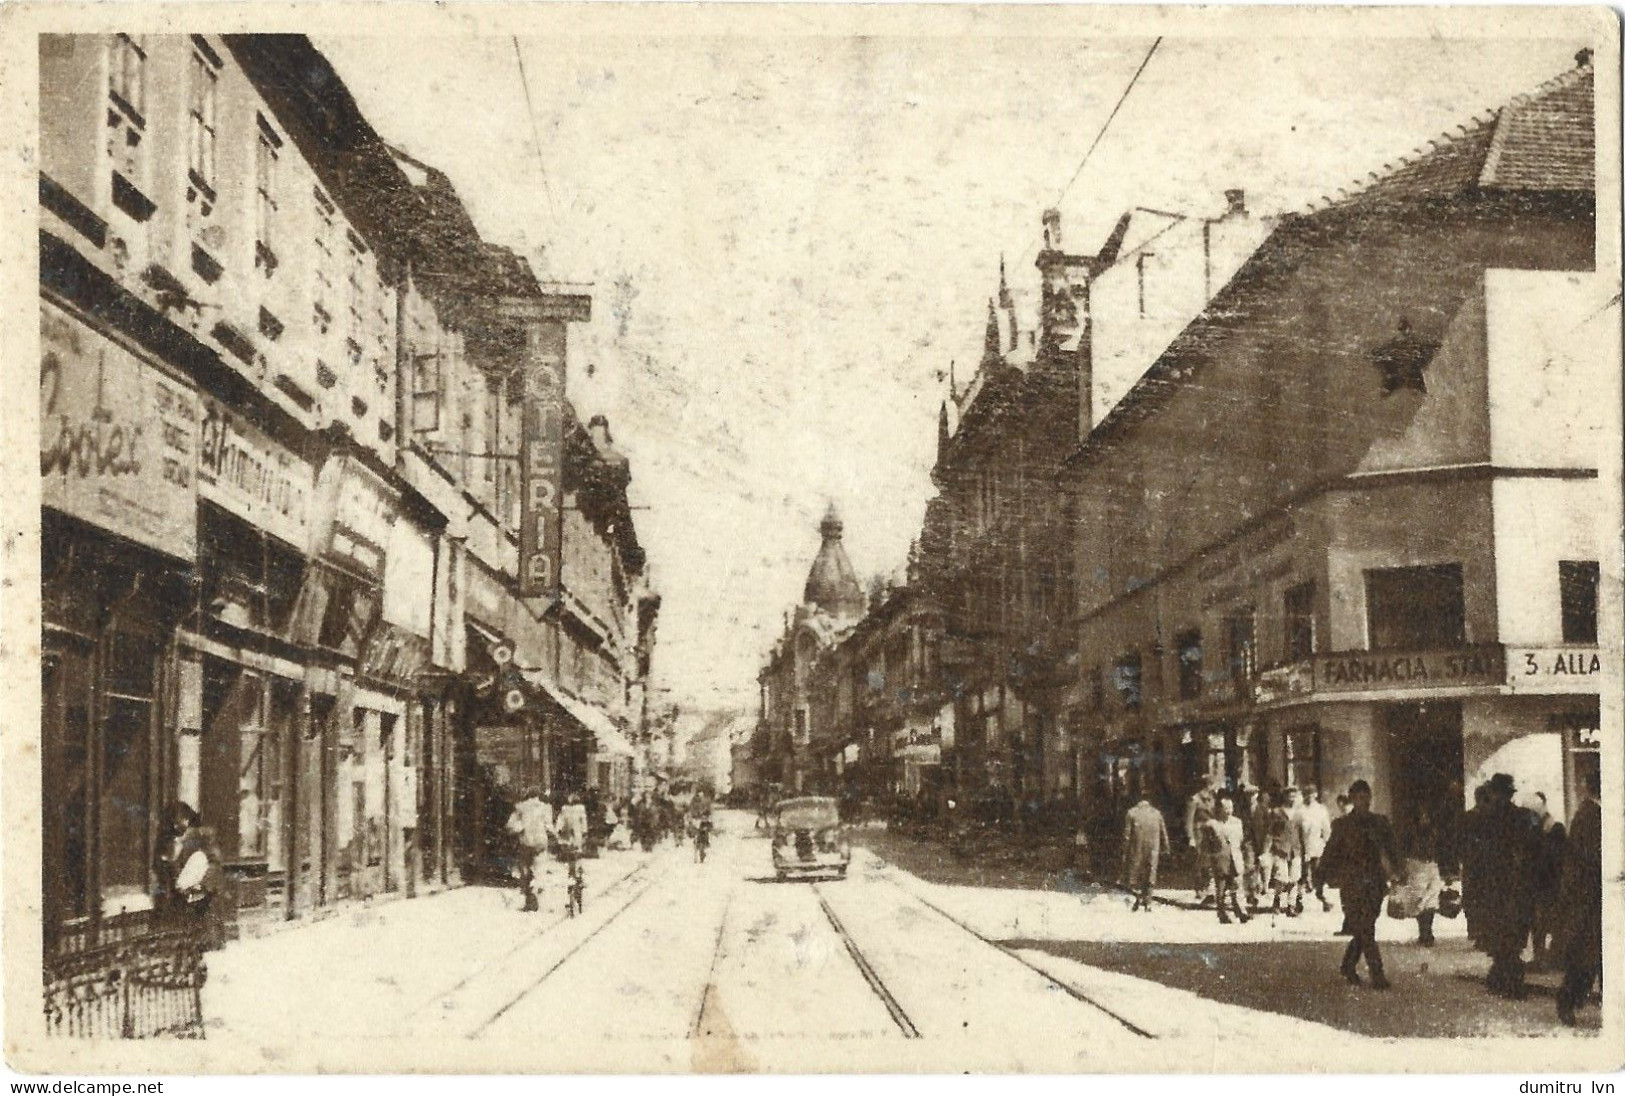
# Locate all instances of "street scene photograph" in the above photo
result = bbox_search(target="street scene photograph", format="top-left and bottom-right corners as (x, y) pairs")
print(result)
(6, 1), (1622, 1076)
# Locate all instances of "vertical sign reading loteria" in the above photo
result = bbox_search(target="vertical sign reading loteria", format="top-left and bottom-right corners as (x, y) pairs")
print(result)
(519, 321), (566, 604)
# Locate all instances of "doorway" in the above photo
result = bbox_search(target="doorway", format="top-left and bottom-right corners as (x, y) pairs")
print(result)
(1384, 701), (1464, 832)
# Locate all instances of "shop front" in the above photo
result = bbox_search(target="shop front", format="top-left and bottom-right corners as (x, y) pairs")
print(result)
(40, 297), (200, 948)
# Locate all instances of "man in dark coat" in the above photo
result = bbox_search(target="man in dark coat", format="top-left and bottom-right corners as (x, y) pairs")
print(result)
(1555, 771), (1602, 1026)
(1120, 795), (1171, 912)
(1528, 791), (1568, 966)
(1466, 772), (1541, 998)
(1320, 779), (1399, 989)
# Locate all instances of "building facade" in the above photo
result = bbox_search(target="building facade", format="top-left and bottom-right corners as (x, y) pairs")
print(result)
(37, 33), (655, 956)
(1063, 58), (1604, 839)
(752, 505), (866, 794)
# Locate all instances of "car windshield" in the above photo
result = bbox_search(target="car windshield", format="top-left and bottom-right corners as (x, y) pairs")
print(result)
(775, 798), (839, 830)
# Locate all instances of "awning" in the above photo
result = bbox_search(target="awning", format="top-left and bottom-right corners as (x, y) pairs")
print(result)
(521, 669), (636, 758)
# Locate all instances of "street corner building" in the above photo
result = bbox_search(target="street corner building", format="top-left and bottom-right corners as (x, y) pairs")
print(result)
(734, 53), (1607, 850)
(35, 33), (658, 1036)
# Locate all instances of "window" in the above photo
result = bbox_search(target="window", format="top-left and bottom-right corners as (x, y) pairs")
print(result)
(108, 34), (146, 119)
(347, 234), (367, 339)
(1284, 581), (1316, 662)
(106, 35), (151, 219)
(1113, 650), (1142, 711)
(1559, 561), (1599, 644)
(1224, 607), (1257, 684)
(1365, 564), (1465, 650)
(255, 118), (281, 272)
(314, 189), (336, 315)
(1176, 628), (1203, 700)
(1283, 725), (1321, 793)
(187, 50), (218, 197)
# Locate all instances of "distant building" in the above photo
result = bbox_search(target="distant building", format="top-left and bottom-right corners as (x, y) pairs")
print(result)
(752, 505), (866, 792)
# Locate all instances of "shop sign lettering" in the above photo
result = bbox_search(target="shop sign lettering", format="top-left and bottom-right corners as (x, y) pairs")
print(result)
(1317, 647), (1503, 691)
(518, 322), (565, 605)
(197, 397), (313, 547)
(40, 300), (197, 560)
(1507, 647), (1603, 692)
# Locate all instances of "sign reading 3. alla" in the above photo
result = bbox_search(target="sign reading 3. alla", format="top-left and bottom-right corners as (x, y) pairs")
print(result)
(518, 322), (566, 604)
(40, 300), (199, 561)
(1506, 647), (1604, 692)
(197, 396), (314, 548)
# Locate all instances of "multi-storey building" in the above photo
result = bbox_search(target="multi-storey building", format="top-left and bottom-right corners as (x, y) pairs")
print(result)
(37, 33), (656, 962)
(1064, 56), (1605, 838)
(753, 505), (866, 793)
(805, 585), (950, 806)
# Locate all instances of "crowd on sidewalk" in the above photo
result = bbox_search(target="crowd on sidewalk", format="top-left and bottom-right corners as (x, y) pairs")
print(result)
(1112, 769), (1603, 1027)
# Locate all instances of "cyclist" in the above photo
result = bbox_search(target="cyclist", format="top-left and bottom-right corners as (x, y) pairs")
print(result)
(555, 792), (590, 915)
(693, 810), (714, 863)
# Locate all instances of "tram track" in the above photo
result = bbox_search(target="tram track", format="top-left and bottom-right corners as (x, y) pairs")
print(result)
(812, 883), (921, 1038)
(466, 866), (666, 1037)
(402, 859), (656, 1030)
(875, 871), (1156, 1039)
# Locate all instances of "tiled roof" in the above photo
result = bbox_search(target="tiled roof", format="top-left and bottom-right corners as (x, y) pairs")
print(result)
(1304, 61), (1594, 214)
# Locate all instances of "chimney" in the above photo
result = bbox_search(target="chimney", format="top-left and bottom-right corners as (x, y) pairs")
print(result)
(1042, 208), (1063, 251)
(1576, 47), (1593, 67)
(1224, 188), (1247, 217)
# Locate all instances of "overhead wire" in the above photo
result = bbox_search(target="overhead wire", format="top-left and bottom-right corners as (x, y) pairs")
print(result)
(511, 36), (561, 237)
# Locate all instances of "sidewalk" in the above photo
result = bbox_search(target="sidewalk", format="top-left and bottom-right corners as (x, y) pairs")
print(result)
(201, 848), (653, 1041)
(860, 833), (1601, 1040)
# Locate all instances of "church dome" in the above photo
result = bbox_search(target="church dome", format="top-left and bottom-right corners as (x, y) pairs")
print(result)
(803, 503), (865, 619)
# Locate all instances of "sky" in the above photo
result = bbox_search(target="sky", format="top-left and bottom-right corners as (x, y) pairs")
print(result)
(313, 20), (1590, 714)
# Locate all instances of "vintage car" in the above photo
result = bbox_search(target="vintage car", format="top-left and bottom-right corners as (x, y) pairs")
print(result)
(770, 796), (850, 880)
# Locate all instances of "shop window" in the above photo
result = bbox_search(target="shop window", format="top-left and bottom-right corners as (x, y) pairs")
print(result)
(1175, 629), (1203, 700)
(1224, 608), (1257, 684)
(1283, 725), (1321, 793)
(43, 647), (93, 923)
(1366, 563), (1464, 650)
(1559, 560), (1599, 644)
(1284, 581), (1316, 662)
(1113, 650), (1142, 711)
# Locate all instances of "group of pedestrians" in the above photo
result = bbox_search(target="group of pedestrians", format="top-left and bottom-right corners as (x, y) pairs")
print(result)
(1121, 778), (1337, 923)
(1119, 769), (1603, 1027)
(1457, 770), (1603, 1025)
(503, 789), (590, 912)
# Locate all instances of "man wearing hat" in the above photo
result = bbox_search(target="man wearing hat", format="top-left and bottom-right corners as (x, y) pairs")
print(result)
(1319, 779), (1399, 988)
(1465, 772), (1541, 998)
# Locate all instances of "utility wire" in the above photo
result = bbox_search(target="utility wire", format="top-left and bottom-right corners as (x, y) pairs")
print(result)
(1013, 36), (1164, 270)
(511, 36), (561, 233)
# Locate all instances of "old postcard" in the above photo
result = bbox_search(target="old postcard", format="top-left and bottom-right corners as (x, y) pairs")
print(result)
(1, 1), (1621, 1076)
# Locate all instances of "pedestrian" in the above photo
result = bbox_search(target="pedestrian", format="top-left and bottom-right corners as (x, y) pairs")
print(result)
(1237, 785), (1264, 911)
(504, 787), (554, 912)
(1297, 784), (1334, 913)
(154, 801), (227, 948)
(1554, 771), (1601, 1027)
(1320, 779), (1398, 989)
(1120, 794), (1171, 912)
(1528, 791), (1567, 967)
(1396, 806), (1446, 946)
(1460, 782), (1491, 944)
(1199, 791), (1250, 924)
(1464, 772), (1540, 999)
(1184, 775), (1222, 906)
(1262, 786), (1305, 916)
